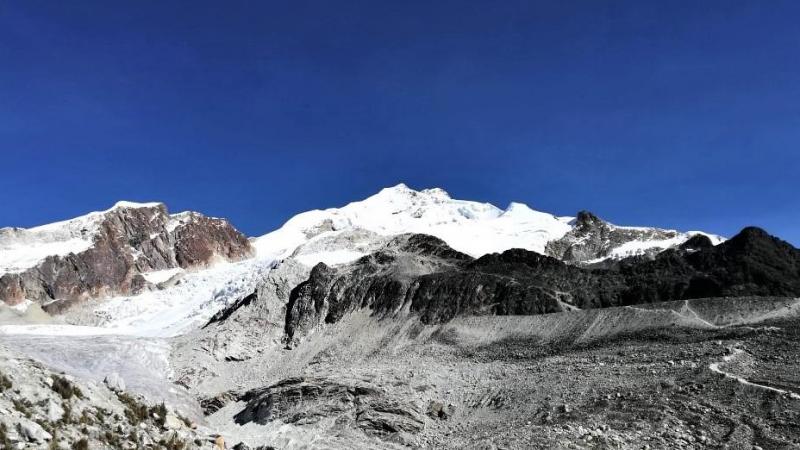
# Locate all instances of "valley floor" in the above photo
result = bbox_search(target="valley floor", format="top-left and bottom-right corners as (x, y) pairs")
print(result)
(170, 298), (800, 449)
(1, 297), (799, 449)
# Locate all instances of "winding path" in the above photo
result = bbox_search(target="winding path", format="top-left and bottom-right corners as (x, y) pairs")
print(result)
(708, 348), (800, 400)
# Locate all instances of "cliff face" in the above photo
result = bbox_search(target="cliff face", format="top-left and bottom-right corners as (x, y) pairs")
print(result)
(283, 228), (800, 343)
(0, 203), (253, 312)
(283, 234), (587, 343)
(544, 210), (717, 264)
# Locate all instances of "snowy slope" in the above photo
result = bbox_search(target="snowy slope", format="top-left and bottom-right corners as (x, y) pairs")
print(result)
(81, 258), (275, 337)
(254, 184), (575, 262)
(253, 183), (722, 267)
(0, 257), (275, 337)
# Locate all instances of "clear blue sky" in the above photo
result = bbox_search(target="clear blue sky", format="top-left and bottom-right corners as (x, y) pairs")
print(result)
(1, 1), (798, 244)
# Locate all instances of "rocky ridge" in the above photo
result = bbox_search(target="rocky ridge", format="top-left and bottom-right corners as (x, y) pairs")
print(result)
(0, 186), (725, 320)
(0, 202), (253, 311)
(282, 227), (800, 343)
(544, 210), (719, 264)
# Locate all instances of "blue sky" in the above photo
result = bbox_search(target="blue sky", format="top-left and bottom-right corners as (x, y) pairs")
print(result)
(1, 1), (798, 244)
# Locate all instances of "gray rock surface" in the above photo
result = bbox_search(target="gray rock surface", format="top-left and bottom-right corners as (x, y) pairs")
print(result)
(191, 258), (311, 363)
(545, 210), (687, 263)
(17, 418), (52, 443)
(104, 372), (126, 392)
(0, 343), (207, 449)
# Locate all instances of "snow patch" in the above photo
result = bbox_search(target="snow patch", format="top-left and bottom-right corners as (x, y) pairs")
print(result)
(295, 250), (367, 267)
(141, 268), (184, 284)
(0, 324), (123, 336)
(10, 299), (33, 313)
(111, 201), (163, 210)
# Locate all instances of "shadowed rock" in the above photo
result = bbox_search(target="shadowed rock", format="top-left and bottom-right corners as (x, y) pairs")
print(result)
(284, 228), (800, 342)
(234, 377), (423, 437)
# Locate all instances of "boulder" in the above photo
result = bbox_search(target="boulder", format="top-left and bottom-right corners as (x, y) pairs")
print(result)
(163, 412), (185, 430)
(103, 372), (126, 392)
(44, 399), (65, 422)
(18, 418), (52, 443)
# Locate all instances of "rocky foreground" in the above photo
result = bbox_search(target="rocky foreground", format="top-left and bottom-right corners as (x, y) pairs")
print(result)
(165, 226), (800, 448)
(1, 188), (798, 449)
(0, 343), (216, 449)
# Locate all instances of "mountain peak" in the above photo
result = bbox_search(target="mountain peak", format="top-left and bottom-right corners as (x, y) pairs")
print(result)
(111, 201), (164, 211)
(501, 202), (539, 218)
(574, 210), (604, 227)
(724, 226), (783, 251)
(420, 187), (451, 199)
(376, 184), (451, 200)
(379, 183), (412, 194)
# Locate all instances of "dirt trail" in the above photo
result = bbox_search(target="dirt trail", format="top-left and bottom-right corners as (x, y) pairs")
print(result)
(709, 346), (800, 400)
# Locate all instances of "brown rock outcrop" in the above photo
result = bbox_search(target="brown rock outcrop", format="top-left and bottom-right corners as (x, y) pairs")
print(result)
(0, 203), (253, 312)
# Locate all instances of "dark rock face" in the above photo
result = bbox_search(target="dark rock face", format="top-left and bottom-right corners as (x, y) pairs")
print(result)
(618, 226), (800, 302)
(0, 204), (253, 311)
(233, 377), (424, 436)
(232, 444), (276, 450)
(285, 234), (570, 342)
(285, 228), (800, 342)
(679, 234), (714, 251)
(545, 210), (685, 263)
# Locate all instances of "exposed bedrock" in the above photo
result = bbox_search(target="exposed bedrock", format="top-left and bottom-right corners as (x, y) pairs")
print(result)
(0, 204), (253, 311)
(233, 377), (424, 436)
(544, 210), (684, 263)
(283, 228), (800, 343)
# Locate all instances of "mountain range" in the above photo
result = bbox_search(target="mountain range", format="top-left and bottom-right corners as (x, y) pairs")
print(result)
(0, 184), (724, 314)
(1, 184), (799, 449)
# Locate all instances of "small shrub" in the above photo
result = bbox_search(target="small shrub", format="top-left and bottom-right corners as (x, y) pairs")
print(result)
(12, 398), (33, 418)
(51, 375), (82, 400)
(103, 430), (123, 447)
(128, 430), (141, 446)
(78, 410), (94, 425)
(151, 402), (168, 428)
(74, 438), (90, 450)
(59, 402), (73, 425)
(47, 429), (58, 450)
(117, 391), (149, 424)
(0, 423), (12, 449)
(159, 435), (186, 450)
(34, 417), (54, 435)
(0, 372), (11, 392)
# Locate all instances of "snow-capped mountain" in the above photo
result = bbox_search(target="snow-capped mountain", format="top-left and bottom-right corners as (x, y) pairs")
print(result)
(253, 183), (723, 266)
(0, 202), (253, 309)
(0, 184), (725, 337)
(546, 210), (724, 264)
